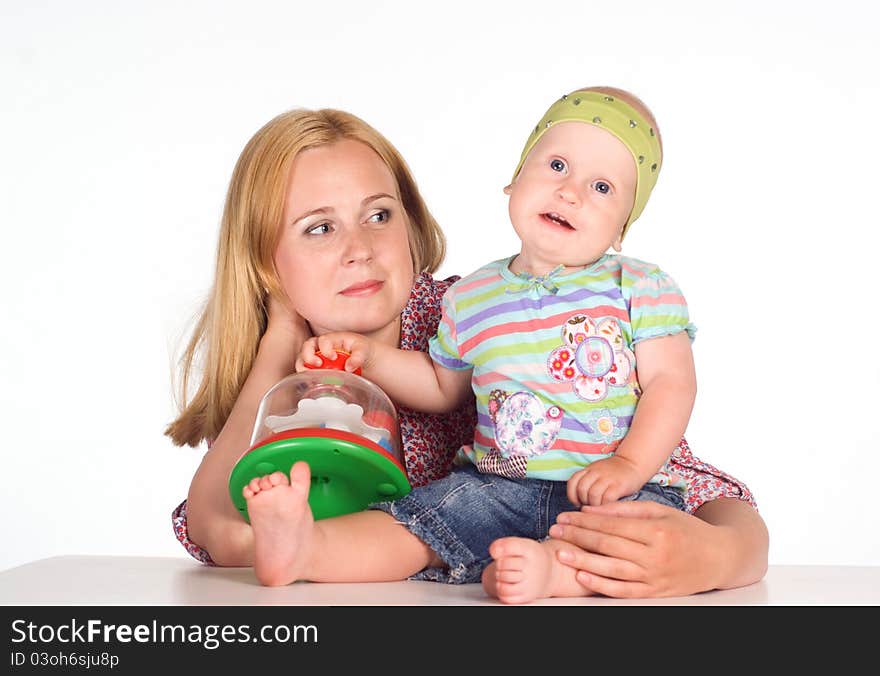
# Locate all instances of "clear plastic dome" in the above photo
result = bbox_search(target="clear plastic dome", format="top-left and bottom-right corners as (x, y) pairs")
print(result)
(228, 358), (409, 521)
(250, 369), (401, 461)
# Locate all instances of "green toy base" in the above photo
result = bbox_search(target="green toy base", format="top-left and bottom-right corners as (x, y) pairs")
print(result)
(228, 431), (411, 522)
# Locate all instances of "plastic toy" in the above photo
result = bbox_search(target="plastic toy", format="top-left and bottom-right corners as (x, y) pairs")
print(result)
(228, 351), (410, 521)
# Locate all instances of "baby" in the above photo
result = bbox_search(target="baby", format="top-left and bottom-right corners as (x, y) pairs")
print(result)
(246, 86), (698, 603)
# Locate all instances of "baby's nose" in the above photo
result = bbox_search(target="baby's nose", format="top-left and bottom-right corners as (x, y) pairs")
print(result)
(556, 182), (581, 206)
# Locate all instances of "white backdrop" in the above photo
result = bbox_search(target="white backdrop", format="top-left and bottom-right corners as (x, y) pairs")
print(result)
(2, 0), (878, 573)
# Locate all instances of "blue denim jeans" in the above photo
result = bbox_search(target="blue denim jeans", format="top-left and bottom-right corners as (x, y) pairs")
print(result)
(371, 462), (685, 584)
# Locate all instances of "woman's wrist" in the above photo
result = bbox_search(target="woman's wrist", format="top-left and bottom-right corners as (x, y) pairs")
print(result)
(261, 296), (310, 363)
(257, 329), (301, 374)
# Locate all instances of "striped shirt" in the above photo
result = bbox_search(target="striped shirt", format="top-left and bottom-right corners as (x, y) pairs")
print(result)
(429, 254), (696, 483)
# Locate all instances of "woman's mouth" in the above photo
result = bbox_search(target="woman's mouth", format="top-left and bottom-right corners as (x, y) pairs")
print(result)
(340, 279), (384, 297)
(541, 212), (574, 230)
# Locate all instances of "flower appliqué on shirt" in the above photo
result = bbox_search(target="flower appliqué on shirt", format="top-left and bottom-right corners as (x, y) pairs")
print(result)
(588, 408), (621, 442)
(547, 315), (634, 402)
(488, 389), (564, 457)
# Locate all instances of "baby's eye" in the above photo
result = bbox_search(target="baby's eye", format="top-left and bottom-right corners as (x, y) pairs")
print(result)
(593, 181), (611, 195)
(550, 159), (567, 173)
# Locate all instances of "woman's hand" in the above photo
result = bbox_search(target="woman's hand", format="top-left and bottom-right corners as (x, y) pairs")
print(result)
(263, 294), (311, 346)
(259, 295), (312, 373)
(548, 500), (743, 598)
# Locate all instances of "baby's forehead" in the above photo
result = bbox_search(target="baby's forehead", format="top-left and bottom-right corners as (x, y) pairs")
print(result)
(530, 121), (635, 165)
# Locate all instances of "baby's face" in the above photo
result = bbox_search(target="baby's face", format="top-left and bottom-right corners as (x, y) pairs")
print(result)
(505, 121), (637, 276)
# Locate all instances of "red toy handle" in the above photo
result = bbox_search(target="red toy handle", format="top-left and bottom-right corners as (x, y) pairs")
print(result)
(305, 349), (363, 376)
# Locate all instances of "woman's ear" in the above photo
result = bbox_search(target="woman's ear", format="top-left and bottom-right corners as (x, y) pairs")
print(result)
(503, 184), (513, 195)
(612, 232), (623, 252)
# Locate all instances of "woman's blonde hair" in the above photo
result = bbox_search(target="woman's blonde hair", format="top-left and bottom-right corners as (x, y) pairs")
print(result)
(165, 108), (446, 447)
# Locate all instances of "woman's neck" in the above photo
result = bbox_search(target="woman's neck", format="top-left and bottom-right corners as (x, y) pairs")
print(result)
(308, 313), (403, 350)
(366, 315), (403, 348)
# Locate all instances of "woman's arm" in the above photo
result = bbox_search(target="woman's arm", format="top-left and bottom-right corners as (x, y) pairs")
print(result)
(549, 497), (769, 597)
(185, 299), (307, 566)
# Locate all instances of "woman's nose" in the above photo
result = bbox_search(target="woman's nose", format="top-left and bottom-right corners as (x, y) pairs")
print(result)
(342, 227), (374, 264)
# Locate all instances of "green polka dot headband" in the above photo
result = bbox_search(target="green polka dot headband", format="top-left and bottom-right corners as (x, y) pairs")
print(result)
(512, 89), (662, 239)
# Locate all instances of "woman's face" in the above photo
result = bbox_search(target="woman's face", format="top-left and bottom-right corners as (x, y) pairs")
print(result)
(274, 139), (415, 344)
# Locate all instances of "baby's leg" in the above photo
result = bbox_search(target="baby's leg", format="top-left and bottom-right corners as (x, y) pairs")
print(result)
(482, 537), (592, 604)
(243, 462), (315, 586)
(244, 461), (439, 586)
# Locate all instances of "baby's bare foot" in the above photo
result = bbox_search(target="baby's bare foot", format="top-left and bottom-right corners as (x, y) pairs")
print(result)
(244, 461), (315, 586)
(482, 537), (590, 604)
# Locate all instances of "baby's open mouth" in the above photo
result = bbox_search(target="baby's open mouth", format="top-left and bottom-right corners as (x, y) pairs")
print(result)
(542, 212), (574, 229)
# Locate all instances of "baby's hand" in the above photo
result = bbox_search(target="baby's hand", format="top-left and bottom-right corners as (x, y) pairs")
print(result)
(295, 332), (374, 373)
(566, 456), (644, 506)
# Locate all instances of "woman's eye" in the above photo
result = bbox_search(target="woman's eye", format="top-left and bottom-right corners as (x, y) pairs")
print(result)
(593, 181), (611, 194)
(368, 209), (390, 224)
(550, 159), (567, 173)
(305, 222), (332, 235)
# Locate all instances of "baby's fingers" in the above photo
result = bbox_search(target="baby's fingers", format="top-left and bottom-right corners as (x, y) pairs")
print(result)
(574, 471), (601, 507)
(296, 338), (324, 371)
(315, 334), (345, 361)
(588, 477), (612, 507)
(566, 469), (589, 506)
(312, 333), (372, 372)
(344, 343), (370, 372)
(599, 484), (629, 505)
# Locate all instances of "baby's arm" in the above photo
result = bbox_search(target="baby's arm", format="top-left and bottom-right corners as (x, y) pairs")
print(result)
(568, 332), (696, 505)
(616, 331), (696, 476)
(298, 332), (472, 414)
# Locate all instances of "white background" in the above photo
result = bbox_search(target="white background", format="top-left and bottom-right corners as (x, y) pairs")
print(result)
(1, 0), (878, 574)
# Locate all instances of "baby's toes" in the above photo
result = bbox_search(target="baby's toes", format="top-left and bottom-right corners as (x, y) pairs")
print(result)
(257, 472), (285, 491)
(488, 537), (512, 560)
(267, 471), (289, 487)
(246, 477), (264, 496)
(494, 565), (526, 584)
(490, 536), (531, 561)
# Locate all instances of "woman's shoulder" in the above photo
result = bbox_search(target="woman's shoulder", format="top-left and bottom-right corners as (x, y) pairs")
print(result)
(411, 271), (460, 304)
(400, 272), (460, 349)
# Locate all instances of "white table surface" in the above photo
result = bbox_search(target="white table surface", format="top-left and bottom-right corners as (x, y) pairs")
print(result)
(0, 556), (877, 605)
